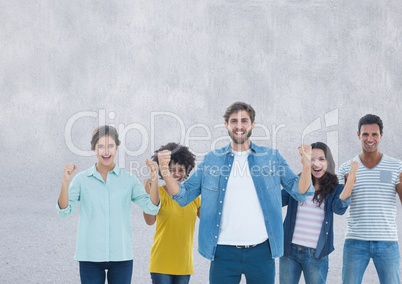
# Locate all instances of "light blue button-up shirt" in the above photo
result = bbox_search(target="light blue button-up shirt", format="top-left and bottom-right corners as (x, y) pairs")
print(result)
(172, 142), (313, 260)
(57, 164), (160, 262)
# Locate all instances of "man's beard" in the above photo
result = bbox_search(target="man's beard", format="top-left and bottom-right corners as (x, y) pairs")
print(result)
(228, 129), (253, 144)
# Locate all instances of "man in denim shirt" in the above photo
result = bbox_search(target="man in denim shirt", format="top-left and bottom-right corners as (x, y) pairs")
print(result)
(158, 102), (313, 284)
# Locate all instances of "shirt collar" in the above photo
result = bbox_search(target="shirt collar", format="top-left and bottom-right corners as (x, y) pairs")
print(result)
(223, 141), (258, 154)
(86, 164), (120, 177)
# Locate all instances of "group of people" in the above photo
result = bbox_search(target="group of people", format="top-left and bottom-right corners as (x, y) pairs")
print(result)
(57, 101), (402, 284)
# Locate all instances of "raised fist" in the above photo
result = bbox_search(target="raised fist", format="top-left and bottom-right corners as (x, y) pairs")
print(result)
(349, 161), (360, 174)
(146, 158), (159, 181)
(298, 144), (312, 167)
(63, 163), (77, 182)
(157, 150), (171, 167)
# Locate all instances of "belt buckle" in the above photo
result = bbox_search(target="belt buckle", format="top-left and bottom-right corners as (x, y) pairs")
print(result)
(235, 244), (255, 249)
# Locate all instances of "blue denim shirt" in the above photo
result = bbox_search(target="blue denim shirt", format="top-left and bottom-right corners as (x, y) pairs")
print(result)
(282, 184), (350, 259)
(172, 142), (313, 260)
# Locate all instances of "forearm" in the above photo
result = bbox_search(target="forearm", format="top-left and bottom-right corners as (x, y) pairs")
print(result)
(298, 165), (312, 194)
(160, 164), (180, 195)
(58, 180), (69, 209)
(397, 184), (402, 205)
(340, 173), (356, 200)
(149, 180), (160, 206)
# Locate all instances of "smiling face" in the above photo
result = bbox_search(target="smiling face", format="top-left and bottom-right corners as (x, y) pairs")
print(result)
(311, 148), (328, 180)
(358, 124), (382, 154)
(169, 163), (187, 182)
(225, 110), (254, 150)
(94, 135), (117, 170)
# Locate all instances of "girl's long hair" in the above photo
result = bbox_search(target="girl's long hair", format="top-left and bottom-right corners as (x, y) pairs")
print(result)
(311, 142), (338, 206)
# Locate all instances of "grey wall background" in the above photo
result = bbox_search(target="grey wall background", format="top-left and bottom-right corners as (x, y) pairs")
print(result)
(1, 1), (401, 283)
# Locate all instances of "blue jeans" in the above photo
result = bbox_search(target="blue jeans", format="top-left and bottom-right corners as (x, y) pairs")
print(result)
(150, 273), (190, 284)
(209, 239), (275, 284)
(342, 239), (400, 284)
(79, 260), (133, 284)
(279, 244), (328, 284)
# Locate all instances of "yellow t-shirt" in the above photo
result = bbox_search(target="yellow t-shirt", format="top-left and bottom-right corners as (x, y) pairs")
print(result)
(149, 186), (201, 275)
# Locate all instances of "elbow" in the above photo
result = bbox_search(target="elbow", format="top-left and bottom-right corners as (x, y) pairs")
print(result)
(336, 209), (348, 216)
(334, 203), (349, 215)
(57, 201), (68, 210)
(143, 214), (156, 225)
(58, 212), (70, 218)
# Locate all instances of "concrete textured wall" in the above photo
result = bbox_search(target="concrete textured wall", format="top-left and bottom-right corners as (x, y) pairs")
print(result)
(1, 1), (401, 283)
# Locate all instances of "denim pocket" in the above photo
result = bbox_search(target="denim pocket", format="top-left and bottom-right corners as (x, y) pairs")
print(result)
(202, 167), (220, 191)
(262, 173), (280, 188)
(380, 170), (393, 183)
(262, 167), (274, 176)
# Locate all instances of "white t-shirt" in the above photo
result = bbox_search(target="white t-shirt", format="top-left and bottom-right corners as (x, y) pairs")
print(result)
(217, 150), (268, 245)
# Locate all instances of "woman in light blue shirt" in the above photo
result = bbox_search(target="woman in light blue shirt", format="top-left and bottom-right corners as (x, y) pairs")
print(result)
(57, 125), (160, 284)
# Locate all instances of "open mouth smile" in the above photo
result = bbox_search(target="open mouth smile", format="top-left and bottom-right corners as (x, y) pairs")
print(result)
(102, 155), (112, 161)
(313, 168), (323, 173)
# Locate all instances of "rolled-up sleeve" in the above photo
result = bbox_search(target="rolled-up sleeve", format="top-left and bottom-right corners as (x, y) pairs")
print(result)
(131, 177), (160, 215)
(172, 161), (204, 206)
(332, 184), (351, 215)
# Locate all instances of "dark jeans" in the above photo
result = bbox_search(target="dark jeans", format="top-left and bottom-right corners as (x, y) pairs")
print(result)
(79, 260), (133, 284)
(150, 273), (190, 284)
(209, 239), (275, 284)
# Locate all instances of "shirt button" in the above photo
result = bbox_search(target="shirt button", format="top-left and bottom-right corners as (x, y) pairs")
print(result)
(219, 212), (221, 215)
(225, 177), (228, 180)
(215, 236), (218, 238)
(220, 201), (222, 203)
(222, 188), (225, 191)
(217, 224), (219, 227)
